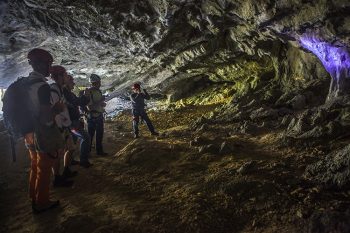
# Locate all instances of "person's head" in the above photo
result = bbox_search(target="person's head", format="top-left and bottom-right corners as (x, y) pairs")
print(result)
(132, 83), (141, 93)
(27, 48), (53, 77)
(50, 65), (67, 87)
(65, 74), (75, 90)
(90, 74), (101, 88)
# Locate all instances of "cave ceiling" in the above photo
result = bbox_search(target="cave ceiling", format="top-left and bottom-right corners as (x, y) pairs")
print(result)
(0, 0), (349, 95)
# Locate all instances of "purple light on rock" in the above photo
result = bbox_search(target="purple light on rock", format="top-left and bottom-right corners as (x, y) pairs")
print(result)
(300, 36), (350, 80)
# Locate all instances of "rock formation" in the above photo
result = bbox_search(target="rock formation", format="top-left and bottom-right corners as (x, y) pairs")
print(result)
(1, 0), (350, 232)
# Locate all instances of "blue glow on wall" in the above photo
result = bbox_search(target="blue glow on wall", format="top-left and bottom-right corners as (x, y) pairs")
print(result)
(300, 36), (350, 80)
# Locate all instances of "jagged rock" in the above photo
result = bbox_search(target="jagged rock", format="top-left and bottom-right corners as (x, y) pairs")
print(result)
(207, 111), (218, 120)
(219, 141), (232, 155)
(287, 110), (313, 135)
(191, 116), (211, 130)
(237, 161), (256, 174)
(326, 121), (344, 138)
(232, 112), (245, 121)
(198, 144), (219, 154)
(197, 123), (209, 132)
(305, 144), (350, 189)
(277, 107), (294, 117)
(190, 136), (208, 147)
(250, 107), (278, 121)
(311, 108), (327, 125)
(240, 121), (258, 134)
(275, 92), (295, 107)
(280, 115), (293, 127)
(324, 96), (350, 111)
(289, 94), (306, 110)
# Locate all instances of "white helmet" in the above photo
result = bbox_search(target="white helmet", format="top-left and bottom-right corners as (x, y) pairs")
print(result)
(89, 74), (101, 83)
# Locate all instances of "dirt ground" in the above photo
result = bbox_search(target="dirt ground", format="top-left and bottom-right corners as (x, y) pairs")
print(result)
(1, 105), (349, 233)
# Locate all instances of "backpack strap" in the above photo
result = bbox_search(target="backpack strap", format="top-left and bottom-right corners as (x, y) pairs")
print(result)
(50, 83), (63, 103)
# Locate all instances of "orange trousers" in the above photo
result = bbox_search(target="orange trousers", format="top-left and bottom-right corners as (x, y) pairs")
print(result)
(25, 133), (55, 205)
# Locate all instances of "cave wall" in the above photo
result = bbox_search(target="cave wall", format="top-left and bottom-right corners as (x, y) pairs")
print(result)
(0, 0), (349, 100)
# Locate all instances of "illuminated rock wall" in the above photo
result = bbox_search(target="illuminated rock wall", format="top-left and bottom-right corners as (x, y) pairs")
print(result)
(0, 0), (349, 101)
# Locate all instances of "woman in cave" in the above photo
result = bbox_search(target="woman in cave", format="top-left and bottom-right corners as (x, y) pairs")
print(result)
(130, 83), (159, 138)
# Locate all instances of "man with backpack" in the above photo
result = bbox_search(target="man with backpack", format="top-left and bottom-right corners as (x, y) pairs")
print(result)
(130, 83), (159, 138)
(49, 65), (77, 186)
(2, 48), (63, 213)
(86, 74), (108, 156)
(63, 74), (93, 168)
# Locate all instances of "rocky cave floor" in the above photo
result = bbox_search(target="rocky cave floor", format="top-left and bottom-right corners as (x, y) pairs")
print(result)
(1, 103), (350, 233)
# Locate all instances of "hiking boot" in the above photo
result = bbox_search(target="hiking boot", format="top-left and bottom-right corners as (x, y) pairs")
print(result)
(62, 167), (78, 179)
(151, 131), (159, 136)
(97, 151), (108, 156)
(32, 200), (60, 214)
(71, 159), (79, 166)
(53, 175), (74, 188)
(80, 161), (93, 168)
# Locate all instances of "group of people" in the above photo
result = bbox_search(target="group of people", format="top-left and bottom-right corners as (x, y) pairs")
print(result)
(18, 48), (112, 213)
(6, 48), (159, 213)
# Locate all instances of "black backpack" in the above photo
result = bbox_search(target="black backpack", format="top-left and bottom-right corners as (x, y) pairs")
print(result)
(2, 77), (44, 161)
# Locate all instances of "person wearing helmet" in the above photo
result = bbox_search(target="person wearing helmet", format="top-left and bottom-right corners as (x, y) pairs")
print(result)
(49, 65), (77, 187)
(63, 75), (93, 168)
(86, 74), (108, 156)
(130, 83), (159, 138)
(25, 48), (62, 213)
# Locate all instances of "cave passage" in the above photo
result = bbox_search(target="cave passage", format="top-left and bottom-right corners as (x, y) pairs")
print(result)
(1, 1), (350, 233)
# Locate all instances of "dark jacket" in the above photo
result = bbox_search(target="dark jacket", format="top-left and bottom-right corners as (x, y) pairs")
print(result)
(63, 88), (90, 122)
(130, 89), (150, 110)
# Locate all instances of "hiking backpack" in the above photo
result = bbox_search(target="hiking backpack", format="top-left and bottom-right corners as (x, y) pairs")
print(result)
(2, 77), (44, 160)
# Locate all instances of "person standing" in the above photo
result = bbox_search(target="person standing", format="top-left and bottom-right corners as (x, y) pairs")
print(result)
(63, 74), (93, 167)
(20, 49), (61, 212)
(49, 65), (76, 186)
(86, 74), (108, 156)
(130, 83), (159, 138)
